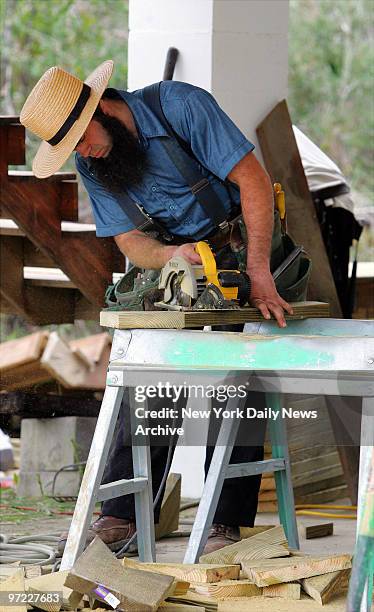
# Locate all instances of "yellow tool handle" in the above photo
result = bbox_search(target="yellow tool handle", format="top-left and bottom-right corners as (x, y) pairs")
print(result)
(195, 241), (219, 286)
(274, 182), (286, 220)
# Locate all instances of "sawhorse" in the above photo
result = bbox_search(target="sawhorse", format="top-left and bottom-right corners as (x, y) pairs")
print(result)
(61, 318), (373, 612)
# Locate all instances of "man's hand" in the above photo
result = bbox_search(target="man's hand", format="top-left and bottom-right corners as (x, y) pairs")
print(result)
(249, 270), (293, 328)
(172, 242), (202, 265)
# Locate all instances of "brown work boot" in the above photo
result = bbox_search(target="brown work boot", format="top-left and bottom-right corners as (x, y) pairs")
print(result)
(202, 523), (240, 555)
(57, 515), (136, 555)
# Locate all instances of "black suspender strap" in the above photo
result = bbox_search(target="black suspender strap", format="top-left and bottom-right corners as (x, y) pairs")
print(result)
(142, 82), (229, 229)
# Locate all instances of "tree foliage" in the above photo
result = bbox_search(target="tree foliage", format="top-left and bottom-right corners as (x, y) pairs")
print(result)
(288, 0), (374, 196)
(1, 0), (129, 169)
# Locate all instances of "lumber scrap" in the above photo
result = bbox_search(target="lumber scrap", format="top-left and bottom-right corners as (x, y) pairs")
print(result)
(239, 525), (275, 539)
(263, 582), (301, 599)
(199, 525), (289, 565)
(100, 301), (329, 329)
(194, 579), (261, 599)
(167, 591), (218, 612)
(40, 332), (89, 387)
(305, 523), (334, 539)
(26, 570), (81, 611)
(65, 537), (174, 611)
(123, 558), (240, 583)
(0, 568), (27, 612)
(160, 603), (205, 612)
(256, 100), (341, 317)
(155, 473), (181, 539)
(0, 331), (50, 390)
(300, 569), (351, 605)
(217, 593), (348, 611)
(241, 553), (352, 587)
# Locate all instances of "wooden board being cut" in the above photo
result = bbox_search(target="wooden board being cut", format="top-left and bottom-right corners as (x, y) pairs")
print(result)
(123, 558), (239, 583)
(242, 554), (352, 587)
(199, 525), (289, 565)
(100, 301), (329, 329)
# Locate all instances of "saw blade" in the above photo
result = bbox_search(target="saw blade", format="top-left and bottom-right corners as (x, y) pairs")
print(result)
(193, 283), (240, 310)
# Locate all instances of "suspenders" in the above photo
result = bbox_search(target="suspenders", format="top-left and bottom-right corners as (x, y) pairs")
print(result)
(91, 82), (234, 241)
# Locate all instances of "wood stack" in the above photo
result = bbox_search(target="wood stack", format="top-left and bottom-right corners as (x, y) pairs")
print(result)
(0, 330), (111, 391)
(0, 527), (351, 610)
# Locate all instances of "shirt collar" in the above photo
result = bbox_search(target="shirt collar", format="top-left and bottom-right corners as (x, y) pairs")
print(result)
(116, 88), (169, 139)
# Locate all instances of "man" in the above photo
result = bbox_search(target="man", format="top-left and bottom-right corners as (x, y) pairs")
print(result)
(20, 60), (293, 555)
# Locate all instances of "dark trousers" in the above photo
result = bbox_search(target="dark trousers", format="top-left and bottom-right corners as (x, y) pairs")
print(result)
(102, 388), (266, 527)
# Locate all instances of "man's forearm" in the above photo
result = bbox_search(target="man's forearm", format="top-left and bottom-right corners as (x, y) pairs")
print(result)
(115, 231), (175, 268)
(241, 176), (274, 276)
(227, 152), (274, 275)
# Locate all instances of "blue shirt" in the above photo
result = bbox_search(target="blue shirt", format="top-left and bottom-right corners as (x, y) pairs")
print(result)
(76, 81), (254, 239)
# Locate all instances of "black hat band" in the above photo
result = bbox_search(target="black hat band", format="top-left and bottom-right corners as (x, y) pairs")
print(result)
(47, 83), (91, 146)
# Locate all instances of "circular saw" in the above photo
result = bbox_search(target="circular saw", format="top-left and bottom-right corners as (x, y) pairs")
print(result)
(155, 241), (251, 311)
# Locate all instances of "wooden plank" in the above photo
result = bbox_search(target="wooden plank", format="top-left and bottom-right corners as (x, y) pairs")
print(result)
(0, 124), (25, 167)
(0, 331), (49, 372)
(217, 593), (348, 611)
(123, 558), (240, 583)
(69, 333), (112, 364)
(100, 301), (329, 329)
(0, 179), (119, 307)
(242, 554), (352, 587)
(167, 592), (218, 612)
(199, 525), (288, 565)
(40, 331), (89, 388)
(256, 100), (341, 317)
(194, 579), (261, 599)
(155, 473), (181, 539)
(300, 569), (351, 605)
(263, 582), (301, 599)
(260, 477), (276, 491)
(7, 170), (76, 181)
(160, 603), (205, 612)
(26, 570), (81, 611)
(239, 525), (275, 539)
(305, 523), (334, 540)
(0, 235), (25, 317)
(257, 501), (278, 513)
(65, 537), (174, 612)
(0, 568), (27, 612)
(0, 236), (75, 323)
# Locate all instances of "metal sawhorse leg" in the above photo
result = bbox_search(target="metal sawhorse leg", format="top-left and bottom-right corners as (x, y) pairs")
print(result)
(60, 343), (156, 570)
(184, 391), (299, 562)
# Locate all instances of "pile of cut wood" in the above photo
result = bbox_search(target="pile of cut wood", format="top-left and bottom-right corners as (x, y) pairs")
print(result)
(0, 526), (352, 611)
(0, 331), (111, 391)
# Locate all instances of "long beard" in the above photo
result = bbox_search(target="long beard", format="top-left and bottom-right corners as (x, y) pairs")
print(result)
(89, 115), (148, 192)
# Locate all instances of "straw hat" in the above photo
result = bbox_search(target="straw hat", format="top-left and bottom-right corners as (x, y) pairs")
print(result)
(20, 60), (114, 178)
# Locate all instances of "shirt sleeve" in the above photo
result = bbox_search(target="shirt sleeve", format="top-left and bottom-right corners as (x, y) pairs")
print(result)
(75, 154), (136, 237)
(162, 85), (255, 180)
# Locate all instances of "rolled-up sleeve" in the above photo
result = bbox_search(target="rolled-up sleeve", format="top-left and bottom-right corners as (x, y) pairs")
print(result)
(75, 154), (136, 237)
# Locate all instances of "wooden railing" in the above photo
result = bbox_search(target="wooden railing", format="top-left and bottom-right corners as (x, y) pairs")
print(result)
(0, 117), (125, 324)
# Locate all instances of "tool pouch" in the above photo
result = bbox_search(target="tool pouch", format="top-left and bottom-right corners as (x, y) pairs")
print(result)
(231, 210), (311, 303)
(105, 268), (163, 311)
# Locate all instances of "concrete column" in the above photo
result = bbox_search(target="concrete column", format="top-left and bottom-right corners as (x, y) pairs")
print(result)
(128, 0), (289, 152)
(128, 0), (289, 497)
